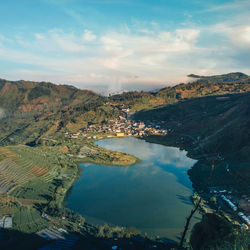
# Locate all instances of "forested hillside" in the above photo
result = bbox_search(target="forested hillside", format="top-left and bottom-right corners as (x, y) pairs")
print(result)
(0, 72), (250, 146)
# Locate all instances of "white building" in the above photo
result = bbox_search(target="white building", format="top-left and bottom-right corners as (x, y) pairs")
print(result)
(221, 195), (237, 211)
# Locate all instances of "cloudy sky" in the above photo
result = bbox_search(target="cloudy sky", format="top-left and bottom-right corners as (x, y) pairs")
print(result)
(0, 0), (250, 92)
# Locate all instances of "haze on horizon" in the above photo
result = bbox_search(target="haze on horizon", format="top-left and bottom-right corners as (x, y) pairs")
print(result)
(0, 0), (250, 92)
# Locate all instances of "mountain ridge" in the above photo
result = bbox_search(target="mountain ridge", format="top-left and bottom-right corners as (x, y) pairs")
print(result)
(1, 71), (250, 113)
(188, 72), (249, 79)
(0, 72), (250, 145)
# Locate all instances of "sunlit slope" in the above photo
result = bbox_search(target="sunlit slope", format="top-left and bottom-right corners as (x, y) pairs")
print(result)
(110, 72), (250, 110)
(0, 79), (119, 144)
(0, 146), (50, 194)
(0, 79), (104, 114)
(0, 145), (78, 199)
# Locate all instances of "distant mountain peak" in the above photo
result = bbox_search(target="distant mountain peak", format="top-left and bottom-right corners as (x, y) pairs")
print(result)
(187, 74), (202, 78)
(187, 72), (249, 84)
(188, 72), (248, 79)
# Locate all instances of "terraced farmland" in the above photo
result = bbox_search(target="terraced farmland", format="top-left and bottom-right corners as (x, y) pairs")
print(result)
(0, 144), (80, 236)
(30, 165), (49, 177)
(0, 203), (13, 216)
(13, 206), (51, 233)
(0, 146), (52, 195)
(0, 159), (35, 193)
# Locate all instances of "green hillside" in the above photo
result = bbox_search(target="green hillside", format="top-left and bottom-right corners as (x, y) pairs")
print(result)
(0, 79), (121, 145)
(0, 79), (103, 114)
(1, 72), (250, 146)
(110, 72), (250, 111)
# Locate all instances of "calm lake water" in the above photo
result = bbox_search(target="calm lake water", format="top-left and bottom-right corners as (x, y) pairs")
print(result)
(66, 137), (200, 240)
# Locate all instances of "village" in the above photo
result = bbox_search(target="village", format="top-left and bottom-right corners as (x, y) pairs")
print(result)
(65, 116), (168, 140)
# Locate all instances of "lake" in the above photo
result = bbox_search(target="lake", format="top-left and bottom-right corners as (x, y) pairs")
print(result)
(66, 137), (200, 241)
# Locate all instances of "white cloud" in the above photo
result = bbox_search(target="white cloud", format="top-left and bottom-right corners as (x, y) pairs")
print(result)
(97, 28), (199, 72)
(202, 0), (250, 13)
(229, 26), (250, 48)
(82, 29), (97, 42)
(1, 20), (250, 91)
(35, 33), (45, 40)
(49, 30), (86, 52)
(157, 29), (200, 51)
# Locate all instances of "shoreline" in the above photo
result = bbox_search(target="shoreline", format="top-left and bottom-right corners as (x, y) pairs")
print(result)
(66, 136), (200, 241)
(74, 135), (142, 167)
(0, 135), (201, 248)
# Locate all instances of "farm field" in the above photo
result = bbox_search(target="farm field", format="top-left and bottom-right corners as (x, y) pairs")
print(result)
(0, 146), (53, 195)
(13, 206), (51, 233)
(0, 144), (80, 234)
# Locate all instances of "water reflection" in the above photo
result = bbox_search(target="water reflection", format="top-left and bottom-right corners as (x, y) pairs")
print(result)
(97, 137), (195, 169)
(66, 137), (199, 240)
(96, 137), (197, 189)
(96, 137), (195, 168)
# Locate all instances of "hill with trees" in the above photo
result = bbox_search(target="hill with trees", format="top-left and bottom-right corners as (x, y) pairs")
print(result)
(110, 72), (250, 110)
(0, 72), (250, 146)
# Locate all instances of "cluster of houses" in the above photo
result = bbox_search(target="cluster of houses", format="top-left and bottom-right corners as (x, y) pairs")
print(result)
(65, 117), (168, 139)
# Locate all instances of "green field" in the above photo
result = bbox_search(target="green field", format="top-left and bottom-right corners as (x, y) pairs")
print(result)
(13, 206), (51, 233)
(0, 144), (80, 234)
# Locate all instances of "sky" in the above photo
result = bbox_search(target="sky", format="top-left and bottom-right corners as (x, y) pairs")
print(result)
(0, 0), (250, 92)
